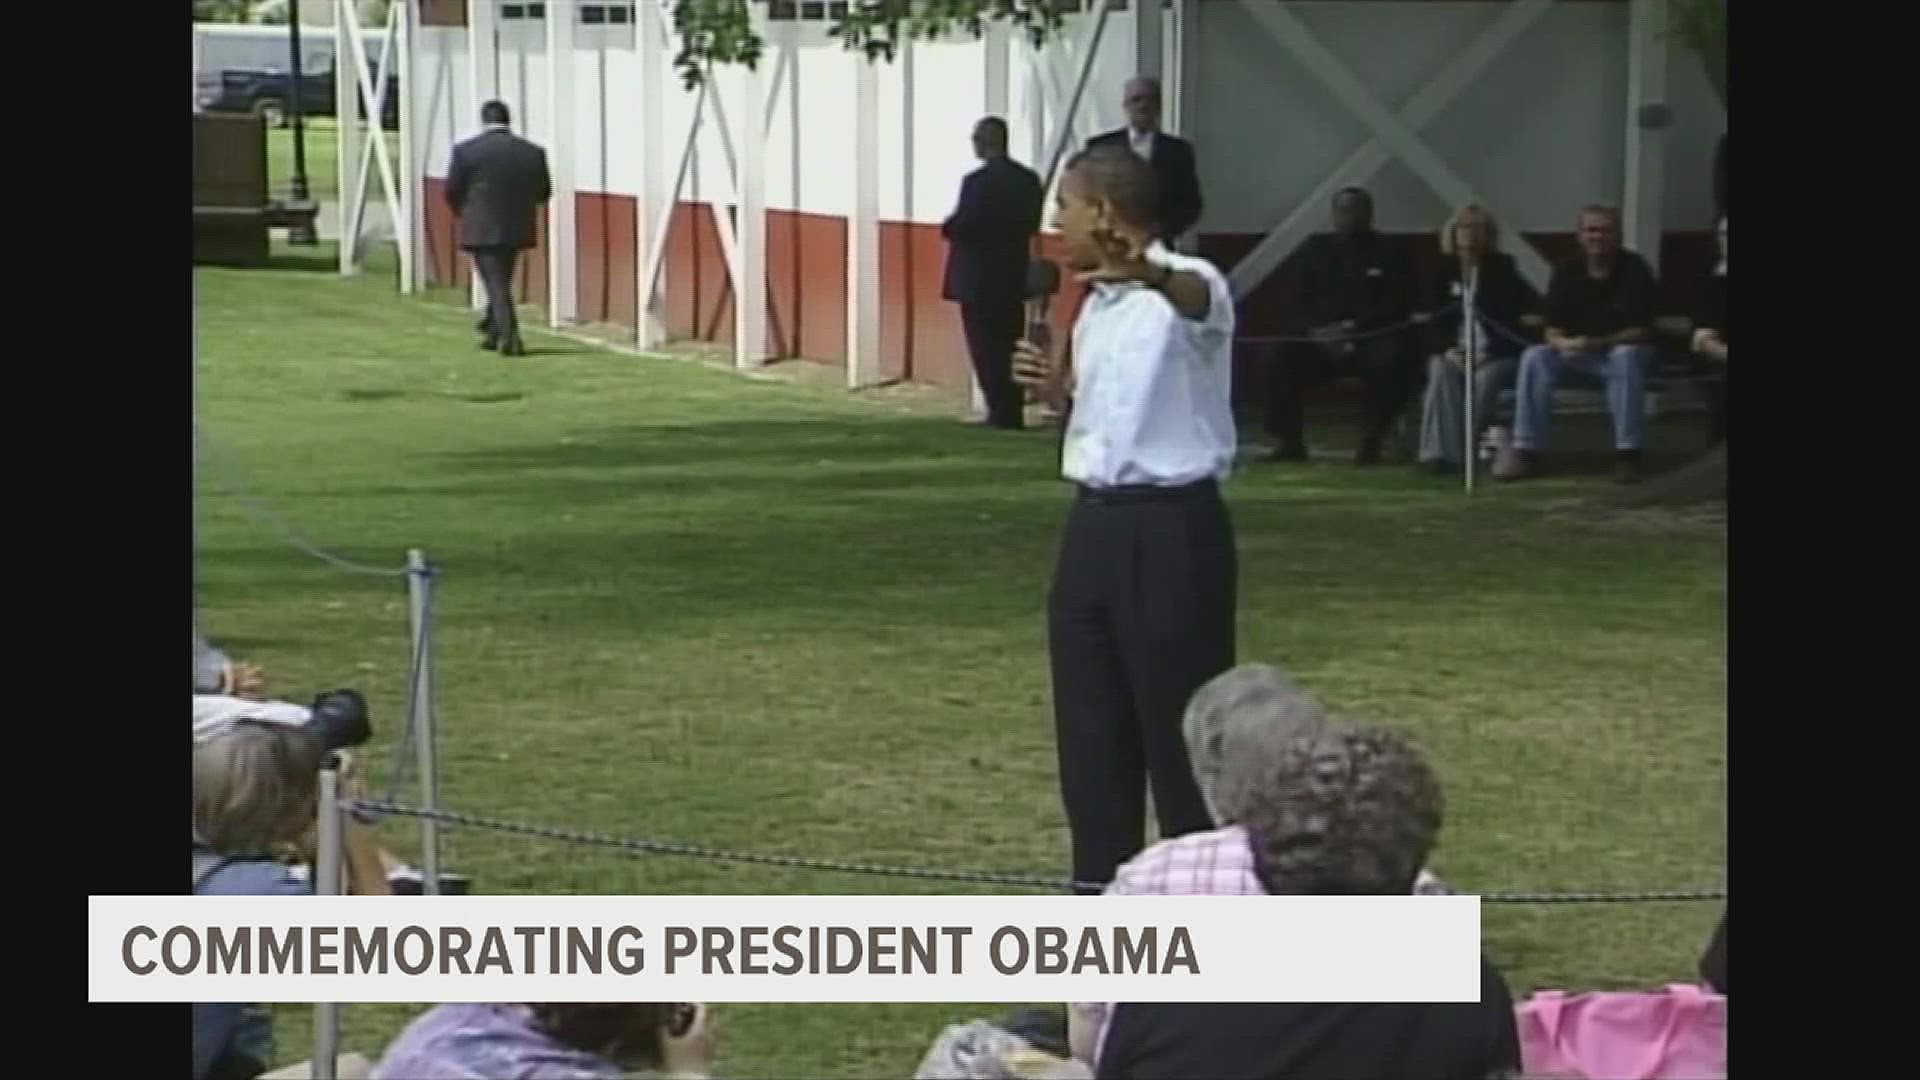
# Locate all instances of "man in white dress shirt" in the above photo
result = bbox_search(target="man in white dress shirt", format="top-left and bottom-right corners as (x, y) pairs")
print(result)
(1013, 144), (1239, 892)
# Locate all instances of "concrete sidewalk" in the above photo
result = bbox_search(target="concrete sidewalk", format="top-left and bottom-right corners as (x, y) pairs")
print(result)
(314, 199), (392, 244)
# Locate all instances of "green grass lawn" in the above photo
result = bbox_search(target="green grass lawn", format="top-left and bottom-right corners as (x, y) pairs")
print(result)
(195, 250), (1725, 1078)
(267, 118), (399, 203)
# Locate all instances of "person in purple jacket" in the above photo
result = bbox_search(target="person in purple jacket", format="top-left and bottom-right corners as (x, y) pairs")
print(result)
(373, 1002), (714, 1080)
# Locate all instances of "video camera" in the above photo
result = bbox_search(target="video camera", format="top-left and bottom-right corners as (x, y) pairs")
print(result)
(308, 688), (374, 754)
(192, 689), (373, 756)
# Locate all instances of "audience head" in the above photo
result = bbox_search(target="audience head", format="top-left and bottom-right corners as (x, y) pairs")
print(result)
(1440, 204), (1499, 261)
(1181, 663), (1330, 821)
(971, 116), (1009, 161)
(1222, 725), (1444, 896)
(1056, 145), (1161, 269)
(193, 710), (324, 856)
(1123, 76), (1162, 134)
(481, 99), (512, 128)
(1332, 187), (1374, 237)
(523, 1003), (700, 1072)
(1577, 204), (1621, 262)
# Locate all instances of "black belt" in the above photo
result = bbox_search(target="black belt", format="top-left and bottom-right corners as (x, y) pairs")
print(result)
(1075, 479), (1218, 505)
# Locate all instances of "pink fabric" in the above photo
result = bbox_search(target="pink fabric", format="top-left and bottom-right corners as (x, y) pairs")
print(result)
(1071, 826), (1453, 1068)
(1516, 984), (1727, 1080)
(1072, 826), (1262, 1066)
(1107, 824), (1267, 898)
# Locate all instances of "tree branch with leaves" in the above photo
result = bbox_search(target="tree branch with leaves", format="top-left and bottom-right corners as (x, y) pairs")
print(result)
(668, 0), (1069, 87)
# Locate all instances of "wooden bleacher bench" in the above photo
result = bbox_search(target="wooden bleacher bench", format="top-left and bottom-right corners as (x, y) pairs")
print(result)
(1491, 314), (1707, 422)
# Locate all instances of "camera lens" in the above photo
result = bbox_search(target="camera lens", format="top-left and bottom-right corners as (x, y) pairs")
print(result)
(309, 689), (373, 752)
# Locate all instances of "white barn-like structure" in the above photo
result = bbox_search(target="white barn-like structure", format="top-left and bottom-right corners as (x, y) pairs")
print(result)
(342, 0), (1724, 395)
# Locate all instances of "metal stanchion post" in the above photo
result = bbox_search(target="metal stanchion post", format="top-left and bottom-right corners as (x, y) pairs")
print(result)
(313, 765), (343, 1080)
(1462, 269), (1480, 495)
(406, 548), (442, 895)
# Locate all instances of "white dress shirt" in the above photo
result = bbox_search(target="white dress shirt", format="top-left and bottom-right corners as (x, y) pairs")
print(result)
(1129, 126), (1156, 161)
(1061, 242), (1238, 489)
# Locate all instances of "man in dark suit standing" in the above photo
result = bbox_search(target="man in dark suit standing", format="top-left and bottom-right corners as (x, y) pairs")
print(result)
(942, 117), (1044, 430)
(1085, 76), (1203, 244)
(446, 100), (552, 357)
(1264, 187), (1418, 464)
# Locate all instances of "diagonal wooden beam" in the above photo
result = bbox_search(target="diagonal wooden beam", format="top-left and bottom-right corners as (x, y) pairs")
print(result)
(1230, 0), (1555, 294)
(1038, 5), (1114, 193)
(761, 35), (790, 140)
(701, 72), (743, 285)
(1623, 0), (1671, 274)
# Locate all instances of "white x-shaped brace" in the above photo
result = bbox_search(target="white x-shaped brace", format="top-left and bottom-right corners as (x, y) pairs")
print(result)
(637, 7), (785, 320)
(340, 0), (403, 261)
(1226, 0), (1557, 300)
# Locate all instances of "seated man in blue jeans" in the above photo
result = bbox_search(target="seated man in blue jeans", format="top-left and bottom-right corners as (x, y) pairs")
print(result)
(1495, 204), (1657, 484)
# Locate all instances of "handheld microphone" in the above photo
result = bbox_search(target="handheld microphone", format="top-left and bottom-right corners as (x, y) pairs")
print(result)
(1024, 258), (1062, 355)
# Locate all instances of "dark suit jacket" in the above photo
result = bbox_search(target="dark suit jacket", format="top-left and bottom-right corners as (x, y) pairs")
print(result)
(1086, 128), (1203, 240)
(445, 128), (552, 252)
(1293, 230), (1415, 334)
(941, 156), (1043, 306)
(1426, 252), (1542, 359)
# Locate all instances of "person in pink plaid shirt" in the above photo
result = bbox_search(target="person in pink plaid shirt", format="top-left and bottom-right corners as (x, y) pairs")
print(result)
(1066, 663), (1451, 1067)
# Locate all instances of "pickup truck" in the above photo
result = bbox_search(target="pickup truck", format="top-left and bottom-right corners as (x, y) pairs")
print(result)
(196, 64), (399, 131)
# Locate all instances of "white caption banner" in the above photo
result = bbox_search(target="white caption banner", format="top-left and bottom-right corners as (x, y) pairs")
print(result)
(90, 894), (1481, 1004)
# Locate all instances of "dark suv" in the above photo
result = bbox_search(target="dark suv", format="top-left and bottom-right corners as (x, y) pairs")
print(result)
(196, 64), (398, 130)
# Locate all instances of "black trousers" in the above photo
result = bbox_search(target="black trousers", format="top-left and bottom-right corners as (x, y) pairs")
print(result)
(1048, 480), (1237, 892)
(960, 298), (1026, 429)
(469, 247), (521, 343)
(1265, 335), (1421, 454)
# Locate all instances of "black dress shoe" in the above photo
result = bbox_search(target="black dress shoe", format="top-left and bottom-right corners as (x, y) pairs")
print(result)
(500, 337), (528, 358)
(1264, 444), (1308, 463)
(1614, 449), (1643, 484)
(478, 337), (499, 352)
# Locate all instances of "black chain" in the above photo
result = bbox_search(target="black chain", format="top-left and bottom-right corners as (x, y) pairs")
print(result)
(350, 800), (1724, 905)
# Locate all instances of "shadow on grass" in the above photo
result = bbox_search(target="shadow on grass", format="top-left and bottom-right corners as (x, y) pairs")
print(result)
(197, 410), (1721, 644)
(259, 247), (340, 274)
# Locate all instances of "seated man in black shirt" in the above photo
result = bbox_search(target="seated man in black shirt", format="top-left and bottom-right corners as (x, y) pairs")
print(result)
(1496, 205), (1659, 483)
(1095, 726), (1522, 1080)
(1264, 187), (1420, 465)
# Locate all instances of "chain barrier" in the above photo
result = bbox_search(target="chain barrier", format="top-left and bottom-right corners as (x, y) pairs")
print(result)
(1231, 302), (1552, 356)
(1235, 301), (1459, 347)
(194, 424), (411, 579)
(348, 799), (1725, 906)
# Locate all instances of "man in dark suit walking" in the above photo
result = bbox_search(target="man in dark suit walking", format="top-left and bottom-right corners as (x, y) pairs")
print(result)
(942, 117), (1044, 430)
(1085, 76), (1203, 244)
(446, 100), (551, 357)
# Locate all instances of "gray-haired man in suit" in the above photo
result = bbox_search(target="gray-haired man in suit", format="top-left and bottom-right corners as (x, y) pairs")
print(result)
(446, 100), (551, 357)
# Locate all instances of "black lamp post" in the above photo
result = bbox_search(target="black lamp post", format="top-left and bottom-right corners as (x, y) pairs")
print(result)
(285, 0), (319, 244)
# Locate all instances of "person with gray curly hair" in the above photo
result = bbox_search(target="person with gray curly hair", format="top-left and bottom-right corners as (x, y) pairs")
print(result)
(1219, 724), (1443, 896)
(1068, 666), (1451, 1067)
(1092, 725), (1522, 1080)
